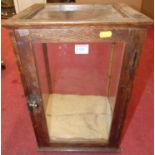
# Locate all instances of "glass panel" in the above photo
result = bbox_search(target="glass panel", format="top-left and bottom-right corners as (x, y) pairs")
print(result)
(32, 4), (124, 21)
(33, 42), (124, 143)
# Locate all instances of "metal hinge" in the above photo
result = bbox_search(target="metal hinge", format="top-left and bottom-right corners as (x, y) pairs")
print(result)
(129, 50), (138, 79)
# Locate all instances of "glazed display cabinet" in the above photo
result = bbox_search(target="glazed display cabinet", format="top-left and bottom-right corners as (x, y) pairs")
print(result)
(3, 3), (153, 151)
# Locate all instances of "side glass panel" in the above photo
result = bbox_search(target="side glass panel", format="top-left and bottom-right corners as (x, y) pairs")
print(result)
(33, 42), (124, 144)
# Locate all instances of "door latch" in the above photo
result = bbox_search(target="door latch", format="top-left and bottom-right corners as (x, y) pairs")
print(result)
(27, 95), (40, 111)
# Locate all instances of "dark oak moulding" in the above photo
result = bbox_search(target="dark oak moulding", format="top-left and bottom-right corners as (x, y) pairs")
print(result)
(3, 3), (153, 152)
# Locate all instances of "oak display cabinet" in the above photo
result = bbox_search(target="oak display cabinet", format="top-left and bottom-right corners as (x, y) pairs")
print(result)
(3, 3), (153, 152)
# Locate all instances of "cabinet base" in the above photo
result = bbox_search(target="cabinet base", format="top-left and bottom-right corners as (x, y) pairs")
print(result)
(38, 146), (121, 152)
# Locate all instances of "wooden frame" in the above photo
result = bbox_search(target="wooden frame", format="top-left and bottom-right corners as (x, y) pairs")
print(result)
(4, 3), (153, 27)
(3, 3), (153, 152)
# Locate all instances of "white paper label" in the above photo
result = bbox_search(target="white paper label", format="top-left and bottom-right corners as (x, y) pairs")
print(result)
(75, 44), (89, 54)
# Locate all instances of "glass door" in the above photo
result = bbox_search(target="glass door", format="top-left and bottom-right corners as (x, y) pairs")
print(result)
(33, 41), (124, 144)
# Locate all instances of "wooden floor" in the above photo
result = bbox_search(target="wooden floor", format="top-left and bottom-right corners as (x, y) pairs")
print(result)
(45, 94), (112, 142)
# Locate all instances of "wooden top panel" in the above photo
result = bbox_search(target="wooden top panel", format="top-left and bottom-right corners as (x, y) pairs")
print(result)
(3, 3), (153, 28)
